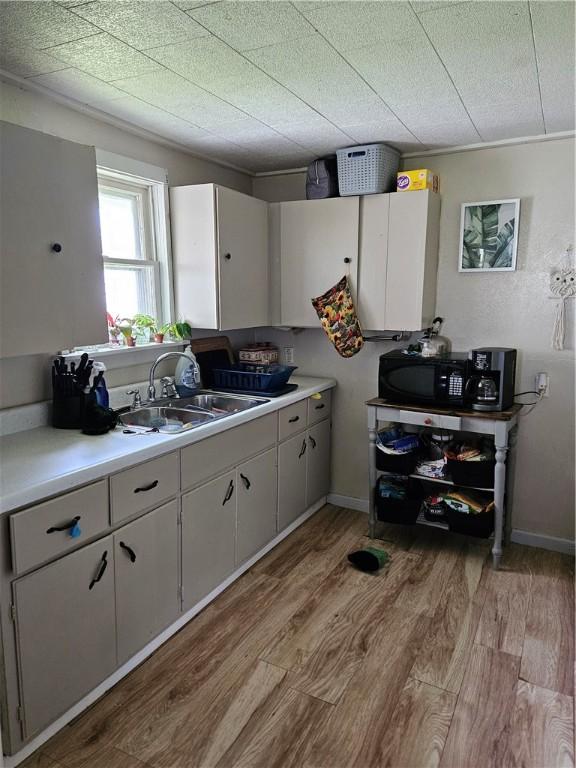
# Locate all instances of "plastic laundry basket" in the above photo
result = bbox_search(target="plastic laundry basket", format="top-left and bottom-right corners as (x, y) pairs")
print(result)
(336, 143), (400, 196)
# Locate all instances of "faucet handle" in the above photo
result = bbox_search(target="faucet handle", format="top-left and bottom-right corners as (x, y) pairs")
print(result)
(160, 376), (178, 398)
(126, 389), (142, 409)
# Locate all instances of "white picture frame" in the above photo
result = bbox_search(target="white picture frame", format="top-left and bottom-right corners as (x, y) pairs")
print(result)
(458, 198), (520, 272)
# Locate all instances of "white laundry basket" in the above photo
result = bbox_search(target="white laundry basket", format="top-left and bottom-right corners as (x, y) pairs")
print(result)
(336, 143), (400, 196)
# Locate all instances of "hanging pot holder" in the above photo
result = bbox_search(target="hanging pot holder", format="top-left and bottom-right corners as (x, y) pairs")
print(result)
(311, 275), (364, 358)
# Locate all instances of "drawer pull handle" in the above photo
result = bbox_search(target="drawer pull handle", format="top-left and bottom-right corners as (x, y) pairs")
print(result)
(46, 516), (81, 537)
(89, 551), (108, 590)
(240, 473), (251, 490)
(134, 480), (159, 494)
(288, 415), (300, 423)
(309, 436), (317, 449)
(119, 541), (137, 563)
(299, 439), (307, 458)
(314, 403), (325, 410)
(223, 479), (234, 505)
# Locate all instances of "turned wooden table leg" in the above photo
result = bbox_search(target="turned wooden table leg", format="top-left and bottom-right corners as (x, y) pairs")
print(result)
(492, 423), (510, 569)
(368, 420), (378, 540)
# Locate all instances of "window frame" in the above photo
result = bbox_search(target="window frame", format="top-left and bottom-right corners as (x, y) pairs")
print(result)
(96, 166), (174, 328)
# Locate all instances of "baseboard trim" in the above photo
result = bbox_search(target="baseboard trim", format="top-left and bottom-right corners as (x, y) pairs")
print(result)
(327, 493), (369, 513)
(5, 498), (327, 768)
(510, 529), (575, 556)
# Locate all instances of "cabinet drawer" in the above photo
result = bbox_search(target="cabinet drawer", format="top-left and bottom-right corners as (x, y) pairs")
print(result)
(10, 481), (108, 576)
(278, 400), (307, 441)
(307, 390), (332, 426)
(181, 413), (277, 491)
(399, 410), (462, 431)
(110, 453), (179, 524)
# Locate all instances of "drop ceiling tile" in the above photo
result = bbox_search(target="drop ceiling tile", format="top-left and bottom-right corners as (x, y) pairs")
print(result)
(0, 1), (98, 49)
(411, 120), (481, 147)
(30, 68), (125, 106)
(468, 98), (545, 141)
(172, 0), (222, 10)
(0, 45), (67, 77)
(71, 1), (209, 50)
(420, 2), (541, 107)
(103, 96), (209, 138)
(278, 118), (352, 152)
(245, 34), (411, 128)
(189, 1), (314, 51)
(530, 0), (575, 133)
(112, 69), (247, 128)
(301, 1), (421, 50)
(45, 33), (162, 81)
(411, 0), (471, 13)
(337, 118), (422, 148)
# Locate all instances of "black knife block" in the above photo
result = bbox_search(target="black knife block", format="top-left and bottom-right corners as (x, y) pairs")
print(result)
(52, 393), (87, 429)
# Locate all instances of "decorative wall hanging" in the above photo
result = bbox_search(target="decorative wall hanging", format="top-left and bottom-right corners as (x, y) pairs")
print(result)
(459, 199), (520, 272)
(549, 246), (575, 351)
(311, 275), (364, 358)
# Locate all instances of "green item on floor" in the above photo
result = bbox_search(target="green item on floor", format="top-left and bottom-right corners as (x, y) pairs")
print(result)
(347, 547), (390, 573)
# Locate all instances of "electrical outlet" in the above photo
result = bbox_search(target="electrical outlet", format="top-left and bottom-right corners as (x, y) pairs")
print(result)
(535, 372), (549, 397)
(284, 346), (294, 365)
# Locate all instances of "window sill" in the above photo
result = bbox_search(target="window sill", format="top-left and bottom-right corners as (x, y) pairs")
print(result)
(60, 341), (186, 371)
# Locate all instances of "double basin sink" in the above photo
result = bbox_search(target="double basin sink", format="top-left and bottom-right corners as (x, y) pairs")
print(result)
(120, 391), (269, 434)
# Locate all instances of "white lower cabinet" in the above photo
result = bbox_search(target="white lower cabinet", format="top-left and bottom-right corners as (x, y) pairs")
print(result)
(114, 500), (179, 665)
(306, 418), (331, 508)
(13, 536), (116, 739)
(278, 432), (308, 531)
(237, 448), (278, 565)
(181, 471), (236, 611)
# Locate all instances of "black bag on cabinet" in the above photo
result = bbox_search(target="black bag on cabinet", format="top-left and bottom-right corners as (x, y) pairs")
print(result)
(306, 156), (339, 199)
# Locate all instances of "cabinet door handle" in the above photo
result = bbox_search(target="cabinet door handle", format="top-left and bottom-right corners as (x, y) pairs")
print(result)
(309, 436), (317, 449)
(89, 551), (108, 590)
(46, 515), (81, 535)
(119, 541), (137, 563)
(288, 415), (300, 423)
(298, 439), (307, 458)
(344, 257), (351, 264)
(223, 479), (234, 505)
(224, 253), (231, 261)
(240, 473), (251, 490)
(314, 403), (325, 411)
(134, 480), (159, 494)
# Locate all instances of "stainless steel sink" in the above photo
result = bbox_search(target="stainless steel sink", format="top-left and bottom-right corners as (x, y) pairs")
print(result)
(120, 406), (216, 434)
(159, 391), (269, 415)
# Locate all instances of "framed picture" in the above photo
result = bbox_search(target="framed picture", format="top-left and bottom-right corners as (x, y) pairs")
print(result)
(459, 199), (520, 272)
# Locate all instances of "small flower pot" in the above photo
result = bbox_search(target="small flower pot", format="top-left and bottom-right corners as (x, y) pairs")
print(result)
(153, 333), (165, 343)
(125, 336), (136, 347)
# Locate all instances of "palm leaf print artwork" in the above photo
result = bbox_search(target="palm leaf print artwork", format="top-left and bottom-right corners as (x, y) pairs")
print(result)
(460, 200), (518, 271)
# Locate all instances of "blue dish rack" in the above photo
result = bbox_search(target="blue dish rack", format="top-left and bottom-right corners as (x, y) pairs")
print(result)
(212, 364), (297, 393)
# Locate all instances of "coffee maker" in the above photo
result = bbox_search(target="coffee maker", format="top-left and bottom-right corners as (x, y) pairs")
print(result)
(466, 348), (517, 411)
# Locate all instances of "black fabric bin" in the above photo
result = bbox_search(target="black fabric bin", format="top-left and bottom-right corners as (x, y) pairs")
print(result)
(446, 507), (494, 538)
(376, 447), (420, 475)
(375, 478), (422, 525)
(446, 458), (495, 489)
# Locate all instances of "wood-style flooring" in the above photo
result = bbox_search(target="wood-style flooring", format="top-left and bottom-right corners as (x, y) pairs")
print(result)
(23, 505), (575, 768)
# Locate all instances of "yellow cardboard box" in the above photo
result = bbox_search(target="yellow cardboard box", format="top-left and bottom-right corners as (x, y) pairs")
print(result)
(396, 169), (439, 192)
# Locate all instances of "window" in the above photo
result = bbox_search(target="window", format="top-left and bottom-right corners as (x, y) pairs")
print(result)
(97, 168), (172, 327)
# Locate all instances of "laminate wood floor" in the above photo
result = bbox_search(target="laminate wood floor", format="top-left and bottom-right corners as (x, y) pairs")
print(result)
(25, 505), (575, 768)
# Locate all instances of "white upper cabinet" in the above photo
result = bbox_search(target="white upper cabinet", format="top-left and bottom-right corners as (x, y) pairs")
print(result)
(277, 197), (360, 327)
(170, 184), (269, 330)
(358, 190), (441, 331)
(0, 122), (107, 358)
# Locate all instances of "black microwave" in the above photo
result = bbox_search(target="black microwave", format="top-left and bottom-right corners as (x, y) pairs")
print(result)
(378, 350), (470, 407)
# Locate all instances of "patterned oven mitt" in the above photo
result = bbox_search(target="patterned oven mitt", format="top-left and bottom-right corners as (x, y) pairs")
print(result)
(311, 275), (364, 358)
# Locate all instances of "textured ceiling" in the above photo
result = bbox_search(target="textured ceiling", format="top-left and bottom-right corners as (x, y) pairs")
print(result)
(0, 0), (574, 173)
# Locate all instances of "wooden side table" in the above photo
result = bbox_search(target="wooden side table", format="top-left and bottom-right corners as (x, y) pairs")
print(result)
(367, 399), (521, 569)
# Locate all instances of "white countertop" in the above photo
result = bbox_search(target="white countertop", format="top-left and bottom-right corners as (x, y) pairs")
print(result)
(0, 376), (335, 515)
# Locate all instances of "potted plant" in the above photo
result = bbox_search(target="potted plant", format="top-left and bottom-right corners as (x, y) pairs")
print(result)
(106, 312), (122, 345)
(162, 321), (193, 342)
(118, 318), (136, 347)
(133, 314), (157, 343)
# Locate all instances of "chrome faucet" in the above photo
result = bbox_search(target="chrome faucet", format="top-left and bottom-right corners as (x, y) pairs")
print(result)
(147, 351), (200, 402)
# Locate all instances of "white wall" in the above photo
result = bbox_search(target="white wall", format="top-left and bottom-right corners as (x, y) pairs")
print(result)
(254, 137), (575, 542)
(0, 80), (253, 409)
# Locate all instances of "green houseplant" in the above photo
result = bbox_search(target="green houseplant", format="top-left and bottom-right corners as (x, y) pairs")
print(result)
(133, 314), (158, 343)
(161, 321), (193, 342)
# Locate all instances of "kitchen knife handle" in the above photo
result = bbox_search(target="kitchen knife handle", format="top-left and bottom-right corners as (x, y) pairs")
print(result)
(89, 551), (108, 590)
(134, 480), (159, 494)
